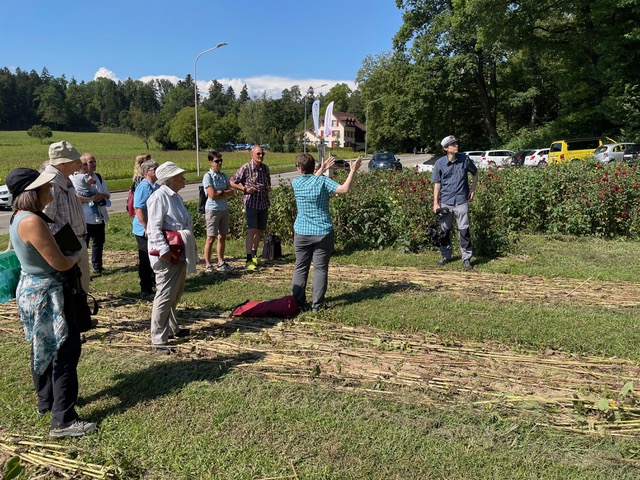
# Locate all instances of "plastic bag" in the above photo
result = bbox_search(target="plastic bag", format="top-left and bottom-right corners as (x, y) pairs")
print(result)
(0, 249), (21, 303)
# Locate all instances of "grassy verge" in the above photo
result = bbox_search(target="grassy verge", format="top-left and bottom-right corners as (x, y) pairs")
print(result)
(0, 131), (299, 190)
(2, 213), (640, 478)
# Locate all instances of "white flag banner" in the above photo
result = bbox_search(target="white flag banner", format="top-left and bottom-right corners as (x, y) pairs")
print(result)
(323, 101), (334, 138)
(312, 100), (320, 136)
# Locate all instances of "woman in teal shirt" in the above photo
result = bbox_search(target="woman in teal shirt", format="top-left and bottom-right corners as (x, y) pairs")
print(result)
(291, 154), (362, 312)
(7, 168), (97, 438)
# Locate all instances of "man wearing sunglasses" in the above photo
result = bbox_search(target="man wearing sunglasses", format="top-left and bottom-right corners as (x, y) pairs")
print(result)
(230, 145), (272, 270)
(431, 135), (478, 271)
(203, 150), (234, 273)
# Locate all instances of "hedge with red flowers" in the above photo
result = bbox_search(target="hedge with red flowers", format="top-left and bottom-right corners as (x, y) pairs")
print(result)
(210, 159), (640, 258)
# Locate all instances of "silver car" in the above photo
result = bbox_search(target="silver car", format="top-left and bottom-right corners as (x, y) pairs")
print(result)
(594, 143), (635, 163)
(0, 184), (12, 210)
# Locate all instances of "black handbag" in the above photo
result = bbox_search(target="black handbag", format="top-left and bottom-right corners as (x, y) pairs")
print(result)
(64, 265), (99, 332)
(261, 234), (282, 260)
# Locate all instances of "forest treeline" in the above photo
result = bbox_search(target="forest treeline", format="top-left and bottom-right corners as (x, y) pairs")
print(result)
(1, 0), (639, 153)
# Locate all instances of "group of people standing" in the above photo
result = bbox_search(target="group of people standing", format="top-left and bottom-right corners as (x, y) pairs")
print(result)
(7, 134), (478, 438)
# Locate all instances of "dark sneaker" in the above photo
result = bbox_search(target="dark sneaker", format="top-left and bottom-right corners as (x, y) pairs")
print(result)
(463, 260), (473, 271)
(437, 257), (450, 266)
(173, 328), (190, 338)
(140, 291), (154, 300)
(50, 420), (97, 438)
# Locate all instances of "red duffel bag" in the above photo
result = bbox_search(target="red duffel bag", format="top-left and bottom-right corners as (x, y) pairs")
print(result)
(231, 295), (299, 318)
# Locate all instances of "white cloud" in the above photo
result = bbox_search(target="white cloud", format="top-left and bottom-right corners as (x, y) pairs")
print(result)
(94, 67), (119, 82)
(138, 74), (355, 99)
(94, 69), (356, 99)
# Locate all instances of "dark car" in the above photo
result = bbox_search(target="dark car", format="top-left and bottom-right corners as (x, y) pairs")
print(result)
(332, 158), (350, 170)
(622, 143), (640, 163)
(510, 150), (534, 167)
(368, 152), (402, 171)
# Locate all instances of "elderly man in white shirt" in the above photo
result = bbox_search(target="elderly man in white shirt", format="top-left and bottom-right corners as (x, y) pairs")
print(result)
(146, 162), (197, 355)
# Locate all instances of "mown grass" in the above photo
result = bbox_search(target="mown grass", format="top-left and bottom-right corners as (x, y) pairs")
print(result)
(0, 131), (299, 191)
(2, 212), (640, 478)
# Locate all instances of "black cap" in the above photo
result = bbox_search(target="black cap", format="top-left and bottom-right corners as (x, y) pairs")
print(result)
(5, 168), (55, 200)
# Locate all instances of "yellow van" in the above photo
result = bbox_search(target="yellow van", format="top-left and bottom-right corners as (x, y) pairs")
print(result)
(548, 137), (616, 164)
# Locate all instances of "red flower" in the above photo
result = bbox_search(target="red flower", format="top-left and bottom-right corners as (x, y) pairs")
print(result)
(596, 162), (603, 169)
(586, 202), (591, 207)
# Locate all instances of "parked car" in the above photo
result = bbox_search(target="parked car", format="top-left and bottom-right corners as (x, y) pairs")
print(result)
(593, 143), (636, 163)
(510, 150), (535, 167)
(480, 150), (515, 168)
(524, 148), (550, 167)
(0, 184), (12, 210)
(464, 151), (484, 165)
(548, 137), (615, 164)
(622, 143), (640, 163)
(331, 158), (350, 170)
(368, 152), (402, 171)
(416, 156), (437, 173)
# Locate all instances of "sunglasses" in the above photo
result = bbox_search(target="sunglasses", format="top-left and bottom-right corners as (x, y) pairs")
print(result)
(255, 152), (265, 156)
(211, 159), (223, 164)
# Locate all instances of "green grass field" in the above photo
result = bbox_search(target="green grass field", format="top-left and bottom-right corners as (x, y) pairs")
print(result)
(2, 212), (640, 478)
(0, 131), (304, 191)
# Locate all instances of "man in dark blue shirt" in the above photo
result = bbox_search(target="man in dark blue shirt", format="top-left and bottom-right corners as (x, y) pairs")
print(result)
(431, 135), (478, 270)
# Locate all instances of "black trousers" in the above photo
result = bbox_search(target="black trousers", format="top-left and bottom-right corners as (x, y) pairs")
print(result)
(136, 235), (154, 293)
(84, 222), (106, 272)
(31, 306), (81, 429)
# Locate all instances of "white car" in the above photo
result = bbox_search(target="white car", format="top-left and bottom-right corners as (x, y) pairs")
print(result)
(0, 184), (12, 210)
(524, 148), (550, 167)
(594, 143), (636, 163)
(416, 157), (437, 173)
(464, 151), (484, 165)
(479, 150), (515, 168)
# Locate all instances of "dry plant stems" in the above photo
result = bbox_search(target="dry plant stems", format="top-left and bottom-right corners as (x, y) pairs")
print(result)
(0, 434), (120, 478)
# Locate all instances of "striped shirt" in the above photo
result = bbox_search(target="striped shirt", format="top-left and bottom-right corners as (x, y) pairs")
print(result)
(42, 165), (87, 237)
(230, 161), (271, 210)
(292, 174), (339, 236)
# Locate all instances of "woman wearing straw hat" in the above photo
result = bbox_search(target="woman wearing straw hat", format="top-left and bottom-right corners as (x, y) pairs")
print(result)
(7, 168), (97, 438)
(146, 162), (197, 355)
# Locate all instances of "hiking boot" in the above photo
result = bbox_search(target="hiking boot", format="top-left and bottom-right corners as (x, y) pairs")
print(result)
(50, 420), (97, 438)
(217, 262), (234, 272)
(463, 260), (473, 271)
(204, 265), (215, 274)
(437, 257), (450, 266)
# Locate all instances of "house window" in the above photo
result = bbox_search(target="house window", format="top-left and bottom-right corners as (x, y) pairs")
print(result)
(332, 130), (339, 138)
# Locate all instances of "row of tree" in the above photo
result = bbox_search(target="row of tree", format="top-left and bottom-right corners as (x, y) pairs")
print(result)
(356, 0), (640, 152)
(2, 0), (639, 153)
(0, 67), (362, 152)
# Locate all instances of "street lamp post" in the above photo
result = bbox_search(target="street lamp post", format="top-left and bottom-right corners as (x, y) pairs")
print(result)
(365, 97), (383, 157)
(194, 42), (228, 177)
(303, 83), (327, 154)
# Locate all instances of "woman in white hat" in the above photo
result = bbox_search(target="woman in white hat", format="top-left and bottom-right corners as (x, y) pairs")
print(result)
(7, 168), (97, 438)
(146, 162), (196, 354)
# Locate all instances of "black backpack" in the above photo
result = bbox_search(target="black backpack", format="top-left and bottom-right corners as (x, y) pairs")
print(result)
(261, 233), (282, 260)
(198, 172), (214, 214)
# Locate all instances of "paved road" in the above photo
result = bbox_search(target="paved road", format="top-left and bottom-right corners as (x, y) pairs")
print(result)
(0, 154), (432, 234)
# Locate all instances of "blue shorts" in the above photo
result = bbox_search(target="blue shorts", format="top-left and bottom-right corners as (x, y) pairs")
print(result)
(245, 207), (268, 230)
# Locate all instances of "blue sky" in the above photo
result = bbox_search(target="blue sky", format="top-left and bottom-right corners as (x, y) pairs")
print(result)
(2, 0), (404, 98)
